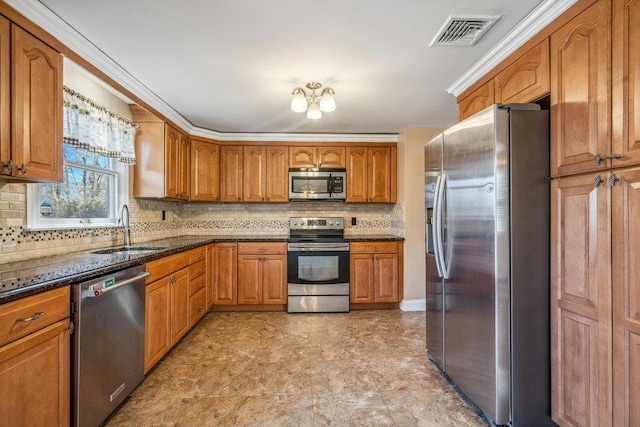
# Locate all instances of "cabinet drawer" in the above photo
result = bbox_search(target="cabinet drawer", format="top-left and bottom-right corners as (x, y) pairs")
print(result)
(189, 260), (206, 280)
(237, 242), (287, 255)
(146, 252), (190, 284)
(0, 286), (70, 347)
(189, 246), (206, 264)
(350, 241), (398, 254)
(189, 288), (207, 326)
(189, 275), (207, 297)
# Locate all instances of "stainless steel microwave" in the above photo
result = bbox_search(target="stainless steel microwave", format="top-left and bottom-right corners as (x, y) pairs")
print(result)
(288, 168), (346, 201)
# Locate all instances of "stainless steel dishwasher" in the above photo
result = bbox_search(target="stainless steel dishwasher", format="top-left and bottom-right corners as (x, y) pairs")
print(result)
(72, 265), (149, 427)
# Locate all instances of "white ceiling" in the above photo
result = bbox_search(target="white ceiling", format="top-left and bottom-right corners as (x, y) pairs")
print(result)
(14, 1), (573, 138)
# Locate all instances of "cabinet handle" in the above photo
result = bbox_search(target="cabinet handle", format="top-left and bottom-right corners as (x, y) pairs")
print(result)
(594, 175), (603, 188)
(18, 311), (45, 322)
(594, 154), (603, 166)
(1, 159), (13, 174)
(606, 153), (621, 160)
(199, 282), (205, 289)
(198, 304), (204, 311)
(17, 164), (26, 175)
(608, 172), (620, 188)
(198, 268), (204, 274)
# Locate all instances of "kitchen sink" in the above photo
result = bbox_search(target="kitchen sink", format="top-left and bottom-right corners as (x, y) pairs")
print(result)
(91, 246), (168, 255)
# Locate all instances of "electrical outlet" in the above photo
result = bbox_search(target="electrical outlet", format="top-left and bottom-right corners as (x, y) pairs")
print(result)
(351, 217), (357, 226)
(161, 210), (166, 220)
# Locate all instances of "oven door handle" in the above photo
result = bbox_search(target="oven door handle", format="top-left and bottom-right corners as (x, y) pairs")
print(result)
(288, 246), (350, 252)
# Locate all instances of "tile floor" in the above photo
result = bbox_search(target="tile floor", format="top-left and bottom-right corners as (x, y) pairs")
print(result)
(106, 310), (488, 426)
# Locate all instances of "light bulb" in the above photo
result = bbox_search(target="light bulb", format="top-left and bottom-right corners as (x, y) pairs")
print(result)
(291, 89), (308, 113)
(306, 101), (322, 119)
(319, 88), (335, 112)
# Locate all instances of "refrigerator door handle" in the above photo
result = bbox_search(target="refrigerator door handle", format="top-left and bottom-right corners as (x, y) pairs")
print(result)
(432, 175), (443, 278)
(434, 174), (449, 279)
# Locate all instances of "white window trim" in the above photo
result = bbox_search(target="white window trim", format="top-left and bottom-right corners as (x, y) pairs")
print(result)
(26, 161), (130, 231)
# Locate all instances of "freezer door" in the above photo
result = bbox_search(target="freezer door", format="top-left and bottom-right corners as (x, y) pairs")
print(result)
(425, 134), (445, 369)
(442, 105), (511, 425)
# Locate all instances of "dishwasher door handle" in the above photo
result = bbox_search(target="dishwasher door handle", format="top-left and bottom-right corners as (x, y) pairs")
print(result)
(85, 272), (150, 297)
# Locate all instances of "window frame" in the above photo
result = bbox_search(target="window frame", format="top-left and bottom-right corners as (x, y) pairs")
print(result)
(26, 152), (129, 231)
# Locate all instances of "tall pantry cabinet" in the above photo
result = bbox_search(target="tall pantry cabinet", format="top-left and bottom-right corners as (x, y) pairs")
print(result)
(550, 0), (640, 425)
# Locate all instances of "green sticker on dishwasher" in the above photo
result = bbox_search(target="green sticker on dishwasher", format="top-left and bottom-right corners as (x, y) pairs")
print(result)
(104, 278), (115, 288)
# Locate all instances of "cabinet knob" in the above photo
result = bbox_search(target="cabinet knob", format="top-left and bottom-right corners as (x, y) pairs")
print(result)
(594, 175), (603, 188)
(608, 172), (620, 188)
(594, 154), (603, 166)
(1, 159), (13, 174)
(17, 164), (26, 175)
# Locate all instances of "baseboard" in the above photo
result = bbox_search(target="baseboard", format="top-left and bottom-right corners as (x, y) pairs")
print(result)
(400, 299), (426, 311)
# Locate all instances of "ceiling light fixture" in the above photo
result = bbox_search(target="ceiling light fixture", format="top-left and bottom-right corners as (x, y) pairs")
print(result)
(291, 82), (335, 120)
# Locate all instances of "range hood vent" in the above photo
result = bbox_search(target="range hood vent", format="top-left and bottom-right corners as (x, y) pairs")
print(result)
(429, 15), (500, 47)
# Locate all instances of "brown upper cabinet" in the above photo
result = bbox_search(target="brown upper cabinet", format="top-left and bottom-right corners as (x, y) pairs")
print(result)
(346, 145), (396, 203)
(612, 0), (640, 169)
(289, 146), (346, 168)
(550, 0), (611, 177)
(190, 139), (219, 202)
(458, 80), (495, 121)
(495, 38), (550, 104)
(132, 106), (190, 200)
(219, 145), (243, 202)
(1, 20), (62, 182)
(265, 146), (289, 202)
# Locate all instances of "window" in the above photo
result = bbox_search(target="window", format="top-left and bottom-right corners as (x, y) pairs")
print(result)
(27, 144), (129, 229)
(26, 85), (137, 230)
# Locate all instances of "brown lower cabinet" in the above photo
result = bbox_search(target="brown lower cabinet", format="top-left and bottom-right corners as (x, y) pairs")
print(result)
(0, 286), (71, 426)
(237, 242), (287, 305)
(349, 241), (402, 305)
(144, 248), (207, 372)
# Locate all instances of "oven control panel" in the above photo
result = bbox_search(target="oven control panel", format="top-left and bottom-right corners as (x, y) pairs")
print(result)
(289, 217), (344, 231)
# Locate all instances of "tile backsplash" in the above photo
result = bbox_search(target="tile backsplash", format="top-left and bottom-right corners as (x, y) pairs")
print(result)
(0, 183), (404, 263)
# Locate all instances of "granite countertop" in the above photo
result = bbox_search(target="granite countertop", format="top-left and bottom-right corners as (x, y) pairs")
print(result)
(0, 234), (403, 304)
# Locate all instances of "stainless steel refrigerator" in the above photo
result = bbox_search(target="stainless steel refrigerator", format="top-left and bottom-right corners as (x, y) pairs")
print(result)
(425, 104), (553, 426)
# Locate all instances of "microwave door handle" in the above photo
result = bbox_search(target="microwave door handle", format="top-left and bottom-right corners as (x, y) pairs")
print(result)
(328, 174), (333, 196)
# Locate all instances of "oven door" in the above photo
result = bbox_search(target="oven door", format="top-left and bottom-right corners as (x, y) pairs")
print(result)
(287, 242), (349, 293)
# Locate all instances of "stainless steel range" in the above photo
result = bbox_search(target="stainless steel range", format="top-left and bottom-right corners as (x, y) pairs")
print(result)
(287, 217), (350, 313)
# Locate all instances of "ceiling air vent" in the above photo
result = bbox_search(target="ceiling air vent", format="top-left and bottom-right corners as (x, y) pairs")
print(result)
(429, 15), (500, 47)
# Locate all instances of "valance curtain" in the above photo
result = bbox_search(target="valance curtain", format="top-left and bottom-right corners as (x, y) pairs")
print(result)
(62, 86), (138, 164)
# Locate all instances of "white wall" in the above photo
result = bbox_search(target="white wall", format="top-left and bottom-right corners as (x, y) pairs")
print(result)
(398, 127), (443, 310)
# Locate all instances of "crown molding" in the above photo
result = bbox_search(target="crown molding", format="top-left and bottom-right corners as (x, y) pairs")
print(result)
(6, 0), (399, 142)
(190, 128), (398, 143)
(447, 0), (577, 97)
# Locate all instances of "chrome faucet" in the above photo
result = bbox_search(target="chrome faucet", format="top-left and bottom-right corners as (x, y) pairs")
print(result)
(119, 204), (131, 248)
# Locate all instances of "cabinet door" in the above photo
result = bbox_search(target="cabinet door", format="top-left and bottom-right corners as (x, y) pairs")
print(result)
(368, 146), (393, 203)
(374, 253), (399, 302)
(612, 0), (640, 169)
(11, 25), (62, 182)
(0, 319), (70, 427)
(0, 17), (8, 174)
(213, 243), (237, 304)
(262, 254), (287, 304)
(206, 243), (216, 309)
(191, 140), (219, 202)
(612, 167), (640, 426)
(164, 125), (180, 199)
(237, 254), (262, 304)
(350, 254), (374, 303)
(550, 0), (611, 177)
(243, 145), (266, 202)
(495, 38), (550, 104)
(178, 133), (190, 199)
(220, 146), (243, 202)
(318, 146), (346, 168)
(266, 146), (289, 202)
(346, 146), (367, 203)
(145, 277), (170, 372)
(551, 173), (612, 426)
(170, 269), (190, 345)
(458, 79), (494, 121)
(289, 146), (316, 168)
